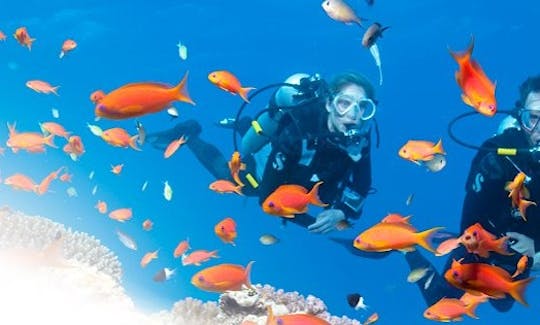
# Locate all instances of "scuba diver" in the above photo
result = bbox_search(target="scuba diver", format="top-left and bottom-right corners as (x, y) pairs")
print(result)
(147, 72), (379, 233)
(404, 75), (540, 312)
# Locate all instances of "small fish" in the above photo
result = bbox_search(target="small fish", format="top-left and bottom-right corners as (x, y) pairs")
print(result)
(191, 261), (254, 292)
(91, 184), (98, 195)
(153, 267), (175, 282)
(321, 0), (365, 27)
(177, 42), (187, 60)
(163, 181), (173, 201)
(347, 293), (368, 310)
(66, 186), (78, 197)
(109, 208), (133, 222)
(262, 181), (328, 218)
(424, 272), (435, 290)
(59, 39), (77, 59)
(140, 250), (159, 268)
(142, 219), (153, 231)
(111, 164), (124, 175)
(88, 170), (95, 179)
(214, 217), (237, 246)
(407, 267), (431, 283)
(167, 107), (179, 119)
(173, 239), (190, 258)
(164, 135), (188, 158)
(208, 70), (255, 103)
(51, 108), (60, 118)
(116, 229), (137, 250)
(363, 312), (379, 325)
(13, 27), (35, 50)
(406, 193), (414, 206)
(512, 255), (529, 278)
(141, 180), (148, 191)
(423, 153), (447, 172)
(135, 120), (146, 146)
(87, 123), (103, 136)
(259, 234), (279, 245)
(399, 139), (445, 163)
(26, 80), (59, 95)
(95, 200), (107, 214)
(362, 22), (389, 48)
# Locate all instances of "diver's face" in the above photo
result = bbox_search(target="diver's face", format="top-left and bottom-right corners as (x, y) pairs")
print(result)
(522, 92), (540, 145)
(327, 84), (369, 133)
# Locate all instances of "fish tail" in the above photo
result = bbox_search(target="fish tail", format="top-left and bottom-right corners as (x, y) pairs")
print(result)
(44, 134), (57, 148)
(174, 71), (195, 105)
(494, 236), (514, 256)
(244, 260), (255, 290)
(433, 139), (445, 155)
(307, 181), (329, 207)
(129, 135), (142, 151)
(52, 86), (60, 96)
(448, 36), (474, 64)
(509, 276), (535, 306)
(463, 296), (485, 319)
(416, 227), (445, 253)
(234, 185), (244, 196)
(238, 87), (255, 103)
(518, 199), (536, 221)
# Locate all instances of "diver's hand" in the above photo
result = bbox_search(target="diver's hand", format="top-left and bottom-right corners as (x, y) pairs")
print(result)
(506, 232), (535, 257)
(308, 209), (345, 234)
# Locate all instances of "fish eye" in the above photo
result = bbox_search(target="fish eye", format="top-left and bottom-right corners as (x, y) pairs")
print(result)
(472, 231), (477, 237)
(452, 271), (459, 278)
(268, 202), (275, 208)
(198, 275), (204, 282)
(220, 226), (225, 231)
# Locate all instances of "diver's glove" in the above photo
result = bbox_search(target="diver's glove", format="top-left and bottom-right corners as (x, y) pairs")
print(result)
(506, 231), (535, 257)
(308, 209), (345, 234)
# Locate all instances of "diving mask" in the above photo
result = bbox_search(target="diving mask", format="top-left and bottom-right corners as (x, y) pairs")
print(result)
(520, 108), (540, 132)
(332, 93), (376, 120)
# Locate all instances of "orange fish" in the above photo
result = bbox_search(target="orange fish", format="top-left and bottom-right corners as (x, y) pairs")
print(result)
(95, 200), (108, 214)
(435, 237), (462, 256)
(266, 305), (330, 325)
(26, 80), (59, 95)
(63, 135), (85, 161)
(140, 250), (159, 268)
(444, 259), (534, 305)
(13, 27), (35, 50)
(111, 164), (124, 175)
(164, 135), (188, 158)
(208, 70), (254, 103)
(6, 123), (56, 153)
(59, 172), (72, 182)
(363, 312), (379, 325)
(398, 139), (445, 163)
(191, 261), (254, 293)
(380, 213), (411, 224)
(321, 0), (364, 27)
(512, 255), (529, 279)
(108, 208), (132, 222)
(36, 167), (64, 195)
(4, 173), (37, 192)
(182, 249), (219, 266)
(228, 151), (246, 186)
(101, 127), (140, 150)
(423, 293), (487, 322)
(262, 181), (328, 218)
(449, 36), (497, 117)
(40, 121), (70, 139)
(173, 239), (190, 258)
(214, 217), (237, 246)
(0, 31), (6, 41)
(59, 39), (77, 59)
(94, 72), (195, 119)
(354, 221), (443, 253)
(460, 222), (513, 258)
(209, 179), (243, 195)
(505, 172), (536, 221)
(142, 219), (153, 231)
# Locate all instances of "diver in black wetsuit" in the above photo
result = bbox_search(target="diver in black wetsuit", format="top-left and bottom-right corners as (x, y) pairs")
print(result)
(148, 72), (379, 233)
(405, 75), (540, 312)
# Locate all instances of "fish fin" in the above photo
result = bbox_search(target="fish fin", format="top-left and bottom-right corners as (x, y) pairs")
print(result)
(244, 261), (255, 290)
(43, 134), (57, 148)
(129, 135), (142, 151)
(238, 87), (255, 103)
(307, 181), (329, 207)
(433, 139), (445, 155)
(461, 94), (474, 107)
(416, 227), (445, 253)
(173, 71), (195, 105)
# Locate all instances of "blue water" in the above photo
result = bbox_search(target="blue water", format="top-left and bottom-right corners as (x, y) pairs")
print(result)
(0, 0), (539, 323)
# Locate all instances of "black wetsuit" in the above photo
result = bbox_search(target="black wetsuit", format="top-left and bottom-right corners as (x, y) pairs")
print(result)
(406, 127), (540, 311)
(153, 100), (373, 228)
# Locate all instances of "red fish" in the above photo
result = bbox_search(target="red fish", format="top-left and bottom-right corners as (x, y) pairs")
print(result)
(444, 259), (534, 305)
(398, 139), (445, 163)
(59, 39), (77, 58)
(13, 27), (35, 50)
(182, 249), (219, 266)
(459, 223), (513, 258)
(94, 72), (195, 119)
(423, 293), (487, 322)
(266, 305), (330, 325)
(209, 179), (243, 195)
(449, 36), (497, 117)
(262, 181), (328, 218)
(208, 70), (254, 103)
(164, 135), (188, 158)
(214, 217), (237, 246)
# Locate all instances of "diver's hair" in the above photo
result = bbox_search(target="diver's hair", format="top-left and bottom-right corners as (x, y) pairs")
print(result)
(328, 72), (376, 101)
(516, 75), (540, 108)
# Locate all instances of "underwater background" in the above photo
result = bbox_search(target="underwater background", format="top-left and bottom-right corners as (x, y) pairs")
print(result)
(0, 0), (539, 323)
